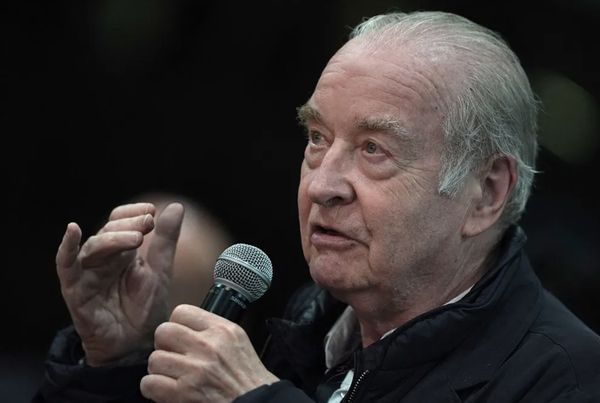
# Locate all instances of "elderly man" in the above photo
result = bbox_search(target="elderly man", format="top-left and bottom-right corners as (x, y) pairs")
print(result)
(35, 11), (599, 403)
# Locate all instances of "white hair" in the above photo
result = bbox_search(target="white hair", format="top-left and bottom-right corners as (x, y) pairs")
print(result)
(350, 11), (539, 225)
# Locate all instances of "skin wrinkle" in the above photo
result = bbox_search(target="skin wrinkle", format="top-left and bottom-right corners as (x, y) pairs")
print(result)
(380, 68), (442, 111)
(357, 117), (419, 163)
(335, 43), (451, 113)
(401, 169), (435, 198)
(299, 105), (419, 161)
(299, 104), (412, 139)
(319, 55), (436, 110)
(316, 56), (447, 150)
(300, 55), (444, 124)
(319, 69), (430, 113)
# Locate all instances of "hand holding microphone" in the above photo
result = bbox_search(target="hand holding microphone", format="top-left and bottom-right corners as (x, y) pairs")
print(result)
(140, 244), (280, 403)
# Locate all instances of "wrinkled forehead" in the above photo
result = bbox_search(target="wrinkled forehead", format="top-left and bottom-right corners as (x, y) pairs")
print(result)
(325, 35), (461, 102)
(313, 38), (456, 128)
(301, 39), (453, 156)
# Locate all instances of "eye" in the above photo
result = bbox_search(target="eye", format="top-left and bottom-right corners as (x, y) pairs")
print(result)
(308, 130), (324, 145)
(365, 141), (381, 154)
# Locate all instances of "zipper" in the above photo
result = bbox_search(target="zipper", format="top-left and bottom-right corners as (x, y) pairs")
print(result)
(342, 369), (370, 403)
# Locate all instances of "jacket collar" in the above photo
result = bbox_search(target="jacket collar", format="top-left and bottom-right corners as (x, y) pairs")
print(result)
(264, 286), (346, 391)
(360, 226), (542, 390)
(445, 229), (543, 390)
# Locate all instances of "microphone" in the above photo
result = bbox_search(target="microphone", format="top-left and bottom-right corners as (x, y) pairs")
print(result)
(201, 243), (273, 322)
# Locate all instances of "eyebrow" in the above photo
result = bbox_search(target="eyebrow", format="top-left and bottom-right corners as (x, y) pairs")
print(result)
(297, 103), (412, 140)
(296, 103), (321, 126)
(356, 116), (411, 140)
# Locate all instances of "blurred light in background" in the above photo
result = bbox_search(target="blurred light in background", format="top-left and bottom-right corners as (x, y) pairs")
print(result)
(90, 0), (176, 73)
(531, 70), (599, 164)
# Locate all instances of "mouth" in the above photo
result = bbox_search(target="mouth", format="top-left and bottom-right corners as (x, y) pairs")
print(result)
(314, 225), (344, 236)
(310, 223), (356, 249)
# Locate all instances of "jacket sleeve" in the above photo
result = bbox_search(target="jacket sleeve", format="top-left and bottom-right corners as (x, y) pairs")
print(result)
(546, 389), (598, 403)
(32, 326), (151, 403)
(234, 381), (316, 403)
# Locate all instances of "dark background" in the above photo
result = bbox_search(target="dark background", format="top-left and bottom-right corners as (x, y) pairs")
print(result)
(2, 0), (599, 401)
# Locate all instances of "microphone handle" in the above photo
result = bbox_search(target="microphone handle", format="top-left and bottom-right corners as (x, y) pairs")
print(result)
(201, 283), (250, 323)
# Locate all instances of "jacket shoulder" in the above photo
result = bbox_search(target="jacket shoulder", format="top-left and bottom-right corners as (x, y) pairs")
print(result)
(520, 290), (600, 398)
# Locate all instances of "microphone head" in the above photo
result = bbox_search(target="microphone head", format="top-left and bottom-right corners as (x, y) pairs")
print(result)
(213, 243), (273, 302)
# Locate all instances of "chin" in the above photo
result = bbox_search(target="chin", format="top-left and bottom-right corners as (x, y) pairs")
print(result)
(310, 262), (344, 287)
(310, 262), (360, 297)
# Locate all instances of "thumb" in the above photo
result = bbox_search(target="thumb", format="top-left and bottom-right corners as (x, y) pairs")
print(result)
(145, 202), (184, 277)
(56, 222), (83, 288)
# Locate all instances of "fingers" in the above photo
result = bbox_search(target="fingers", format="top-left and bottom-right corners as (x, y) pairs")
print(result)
(147, 302), (278, 402)
(83, 203), (156, 267)
(145, 203), (184, 274)
(148, 349), (194, 379)
(155, 305), (236, 355)
(56, 222), (83, 287)
(56, 223), (82, 268)
(109, 203), (155, 221)
(154, 321), (203, 355)
(169, 304), (225, 332)
(162, 305), (243, 351)
(140, 374), (177, 403)
(97, 214), (154, 235)
(79, 231), (143, 267)
(91, 201), (182, 276)
(56, 202), (172, 287)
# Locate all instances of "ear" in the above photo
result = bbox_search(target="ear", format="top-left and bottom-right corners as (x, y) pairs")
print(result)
(462, 156), (517, 237)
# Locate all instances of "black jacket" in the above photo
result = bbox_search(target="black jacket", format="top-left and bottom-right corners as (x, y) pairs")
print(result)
(34, 227), (600, 402)
(238, 227), (600, 402)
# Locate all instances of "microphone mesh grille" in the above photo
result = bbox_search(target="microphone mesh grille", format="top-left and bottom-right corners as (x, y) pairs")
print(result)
(214, 243), (273, 302)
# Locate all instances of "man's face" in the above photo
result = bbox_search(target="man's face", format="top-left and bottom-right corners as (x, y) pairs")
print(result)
(297, 40), (473, 306)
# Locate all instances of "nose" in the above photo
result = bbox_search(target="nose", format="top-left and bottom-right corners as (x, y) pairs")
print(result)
(306, 142), (356, 207)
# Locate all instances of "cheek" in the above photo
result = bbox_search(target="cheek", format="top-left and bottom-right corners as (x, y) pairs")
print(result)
(359, 186), (426, 265)
(297, 169), (312, 258)
(366, 214), (406, 264)
(297, 169), (310, 223)
(367, 193), (464, 266)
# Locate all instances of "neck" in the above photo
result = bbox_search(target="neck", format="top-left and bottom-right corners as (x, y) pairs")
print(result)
(348, 237), (500, 347)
